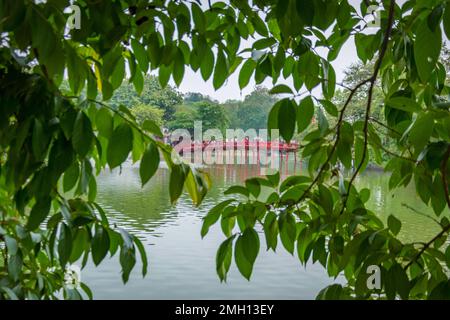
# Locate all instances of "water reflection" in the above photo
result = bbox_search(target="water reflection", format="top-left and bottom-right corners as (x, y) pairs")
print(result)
(357, 171), (446, 243)
(82, 159), (447, 299)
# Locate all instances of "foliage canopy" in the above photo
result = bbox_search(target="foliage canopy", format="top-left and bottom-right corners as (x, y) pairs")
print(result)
(1, 0), (450, 300)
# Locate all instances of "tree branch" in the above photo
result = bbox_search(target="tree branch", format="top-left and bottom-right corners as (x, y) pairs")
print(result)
(404, 144), (450, 270)
(293, 79), (371, 205)
(341, 0), (396, 214)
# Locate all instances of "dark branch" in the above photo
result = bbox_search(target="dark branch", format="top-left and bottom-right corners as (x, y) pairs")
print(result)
(341, 0), (396, 214)
(404, 144), (450, 270)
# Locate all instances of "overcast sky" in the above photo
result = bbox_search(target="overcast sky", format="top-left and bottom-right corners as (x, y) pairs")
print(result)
(175, 39), (359, 102)
(167, 0), (443, 102)
(170, 0), (367, 102)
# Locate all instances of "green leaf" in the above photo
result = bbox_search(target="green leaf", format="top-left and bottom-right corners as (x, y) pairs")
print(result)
(387, 215), (401, 236)
(158, 63), (172, 88)
(101, 80), (113, 101)
(139, 142), (160, 187)
(278, 99), (296, 143)
(200, 48), (214, 81)
(95, 108), (113, 139)
(142, 120), (163, 138)
(408, 112), (434, 151)
(224, 185), (249, 197)
(320, 100), (338, 117)
(429, 280), (450, 300)
(280, 175), (311, 192)
(355, 33), (371, 63)
(444, 5), (450, 40)
(279, 212), (296, 254)
(0, 287), (19, 300)
(221, 216), (236, 238)
(317, 107), (329, 135)
(321, 60), (336, 100)
(234, 228), (260, 280)
(267, 99), (282, 133)
(191, 3), (206, 32)
(184, 169), (208, 207)
(70, 228), (89, 263)
(337, 140), (352, 169)
(245, 178), (261, 197)
(251, 15), (268, 37)
(173, 49), (185, 86)
(428, 5), (444, 32)
(316, 284), (345, 300)
(297, 228), (314, 264)
(32, 119), (49, 160)
(58, 223), (73, 267)
(213, 50), (228, 90)
(107, 123), (133, 169)
(169, 164), (186, 204)
(132, 68), (144, 95)
(63, 162), (79, 192)
(389, 263), (410, 299)
(337, 121), (353, 169)
(431, 173), (446, 216)
(269, 84), (293, 95)
(131, 39), (149, 73)
(107, 230), (121, 256)
(216, 236), (235, 282)
(263, 212), (278, 251)
(297, 96), (315, 133)
(386, 97), (422, 113)
(5, 236), (18, 255)
(80, 283), (93, 300)
(27, 196), (51, 230)
(72, 111), (94, 158)
(91, 225), (110, 266)
(110, 57), (125, 90)
(201, 199), (235, 238)
(7, 253), (22, 282)
(119, 244), (136, 283)
(133, 236), (148, 277)
(67, 47), (86, 95)
(266, 171), (280, 187)
(239, 59), (256, 90)
(298, 51), (320, 90)
(414, 20), (442, 82)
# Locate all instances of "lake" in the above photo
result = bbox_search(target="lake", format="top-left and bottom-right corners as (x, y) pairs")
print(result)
(81, 157), (444, 299)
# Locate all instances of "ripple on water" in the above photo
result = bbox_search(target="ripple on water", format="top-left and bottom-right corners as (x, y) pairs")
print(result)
(82, 162), (443, 299)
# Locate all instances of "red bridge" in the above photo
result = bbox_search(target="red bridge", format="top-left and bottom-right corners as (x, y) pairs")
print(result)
(175, 140), (300, 153)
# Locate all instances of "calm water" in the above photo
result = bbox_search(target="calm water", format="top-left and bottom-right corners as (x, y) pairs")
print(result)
(81, 158), (445, 299)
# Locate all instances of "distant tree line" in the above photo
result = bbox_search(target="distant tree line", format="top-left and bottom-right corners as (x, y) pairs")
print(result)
(108, 76), (279, 136)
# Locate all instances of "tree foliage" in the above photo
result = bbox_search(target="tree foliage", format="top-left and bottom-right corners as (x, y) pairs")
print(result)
(1, 0), (450, 300)
(110, 75), (182, 121)
(131, 103), (164, 127)
(199, 0), (450, 300)
(169, 99), (229, 134)
(224, 86), (278, 130)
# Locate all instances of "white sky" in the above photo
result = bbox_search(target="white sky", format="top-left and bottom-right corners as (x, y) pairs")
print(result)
(168, 0), (443, 102)
(174, 40), (358, 102)
(170, 0), (366, 102)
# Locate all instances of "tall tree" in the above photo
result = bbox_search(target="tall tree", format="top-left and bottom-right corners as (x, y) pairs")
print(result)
(111, 75), (182, 121)
(196, 101), (229, 134)
(223, 87), (278, 130)
(131, 103), (164, 127)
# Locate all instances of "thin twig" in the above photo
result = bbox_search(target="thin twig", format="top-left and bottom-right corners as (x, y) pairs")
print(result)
(404, 145), (450, 270)
(371, 141), (416, 163)
(401, 203), (441, 226)
(369, 116), (402, 137)
(293, 79), (371, 205)
(341, 0), (396, 214)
